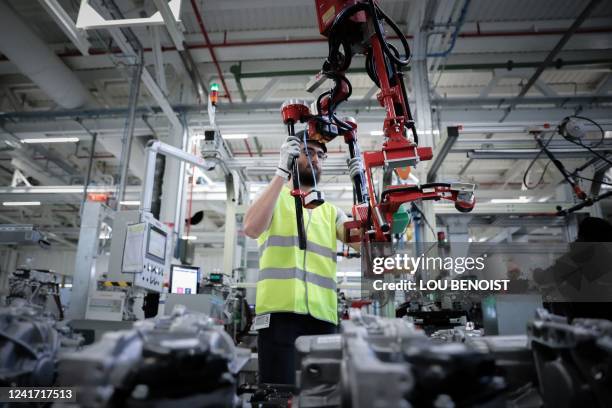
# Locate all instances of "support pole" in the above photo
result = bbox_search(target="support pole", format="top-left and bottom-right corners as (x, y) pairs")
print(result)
(117, 51), (143, 204)
(173, 118), (189, 239)
(66, 201), (107, 320)
(412, 0), (437, 243)
(81, 131), (97, 213)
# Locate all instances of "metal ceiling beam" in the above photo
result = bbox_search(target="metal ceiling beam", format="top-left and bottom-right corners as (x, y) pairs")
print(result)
(74, 0), (183, 130)
(595, 73), (612, 95)
(152, 0), (185, 51)
(38, 0), (91, 56)
(362, 85), (379, 100)
(2, 95), (611, 123)
(427, 126), (459, 182)
(467, 148), (612, 160)
(10, 157), (67, 185)
(190, 0), (233, 102)
(76, 0), (182, 29)
(251, 77), (282, 102)
(108, 28), (182, 130)
(150, 27), (168, 94)
(499, 0), (603, 122)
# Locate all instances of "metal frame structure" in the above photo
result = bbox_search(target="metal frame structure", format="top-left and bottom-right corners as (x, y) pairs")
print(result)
(66, 201), (114, 320)
(139, 140), (245, 276)
(0, 0), (610, 251)
(76, 0), (183, 30)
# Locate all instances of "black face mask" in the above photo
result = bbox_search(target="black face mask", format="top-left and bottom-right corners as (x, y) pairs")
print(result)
(297, 160), (321, 186)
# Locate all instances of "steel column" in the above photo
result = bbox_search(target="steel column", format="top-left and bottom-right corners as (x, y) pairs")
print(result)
(412, 0), (437, 242)
(66, 201), (108, 320)
(117, 52), (143, 204)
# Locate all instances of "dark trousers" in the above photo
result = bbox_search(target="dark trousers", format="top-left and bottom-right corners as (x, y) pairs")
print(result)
(257, 312), (338, 385)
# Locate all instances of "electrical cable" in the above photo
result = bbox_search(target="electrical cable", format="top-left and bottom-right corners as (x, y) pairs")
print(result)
(523, 116), (610, 192)
(522, 131), (556, 189)
(326, 2), (367, 71)
(559, 115), (605, 147)
(562, 136), (612, 167)
(528, 160), (553, 190)
(367, 0), (412, 66)
(324, 0), (411, 118)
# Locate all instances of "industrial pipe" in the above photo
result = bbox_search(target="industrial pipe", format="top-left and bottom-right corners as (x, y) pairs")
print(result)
(0, 2), (90, 109)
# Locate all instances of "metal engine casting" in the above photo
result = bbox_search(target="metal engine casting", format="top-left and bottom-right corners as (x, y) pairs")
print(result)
(56, 305), (249, 407)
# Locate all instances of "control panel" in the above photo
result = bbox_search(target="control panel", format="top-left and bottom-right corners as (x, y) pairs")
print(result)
(120, 212), (170, 293)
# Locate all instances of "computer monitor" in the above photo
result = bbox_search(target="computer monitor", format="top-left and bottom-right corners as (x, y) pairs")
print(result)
(146, 225), (167, 263)
(169, 265), (200, 294)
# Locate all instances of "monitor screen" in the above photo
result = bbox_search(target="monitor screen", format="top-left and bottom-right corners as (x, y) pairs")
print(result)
(170, 265), (200, 294)
(146, 225), (167, 262)
(209, 273), (223, 284)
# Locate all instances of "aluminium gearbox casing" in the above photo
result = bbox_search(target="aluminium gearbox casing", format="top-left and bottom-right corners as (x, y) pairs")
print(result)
(295, 313), (522, 408)
(295, 315), (424, 408)
(528, 310), (612, 408)
(57, 306), (249, 407)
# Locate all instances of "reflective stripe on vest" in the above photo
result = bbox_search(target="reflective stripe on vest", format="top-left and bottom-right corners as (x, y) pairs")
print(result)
(256, 186), (338, 324)
(258, 267), (337, 290)
(259, 235), (337, 263)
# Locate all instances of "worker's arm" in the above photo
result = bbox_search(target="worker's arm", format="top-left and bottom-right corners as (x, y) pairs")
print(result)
(243, 176), (285, 239)
(243, 136), (301, 239)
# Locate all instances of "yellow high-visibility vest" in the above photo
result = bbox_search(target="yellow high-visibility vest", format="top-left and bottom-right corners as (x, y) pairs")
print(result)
(256, 186), (338, 324)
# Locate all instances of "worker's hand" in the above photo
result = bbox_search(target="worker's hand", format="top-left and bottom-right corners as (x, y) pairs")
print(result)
(347, 157), (364, 180)
(276, 136), (301, 180)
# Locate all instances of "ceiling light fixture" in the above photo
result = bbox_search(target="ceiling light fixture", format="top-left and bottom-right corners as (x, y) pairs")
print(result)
(223, 133), (249, 139)
(490, 196), (532, 204)
(2, 201), (41, 206)
(21, 137), (80, 144)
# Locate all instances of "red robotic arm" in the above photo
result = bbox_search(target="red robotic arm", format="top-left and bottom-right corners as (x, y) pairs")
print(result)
(280, 0), (476, 244)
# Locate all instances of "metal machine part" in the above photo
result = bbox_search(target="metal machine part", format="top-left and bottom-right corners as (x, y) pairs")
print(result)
(7, 268), (63, 318)
(280, 99), (320, 250)
(430, 325), (483, 343)
(280, 0), (477, 245)
(0, 302), (60, 387)
(0, 301), (83, 387)
(0, 224), (50, 247)
(295, 310), (518, 408)
(57, 306), (249, 407)
(106, 210), (171, 294)
(528, 309), (612, 408)
(295, 310), (612, 407)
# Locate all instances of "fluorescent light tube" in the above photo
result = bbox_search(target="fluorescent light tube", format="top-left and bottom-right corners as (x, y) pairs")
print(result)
(3, 201), (41, 206)
(21, 137), (79, 143)
(223, 133), (249, 139)
(336, 271), (362, 278)
(490, 197), (532, 204)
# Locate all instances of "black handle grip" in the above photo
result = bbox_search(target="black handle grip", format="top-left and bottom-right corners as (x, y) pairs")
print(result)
(287, 121), (307, 250)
